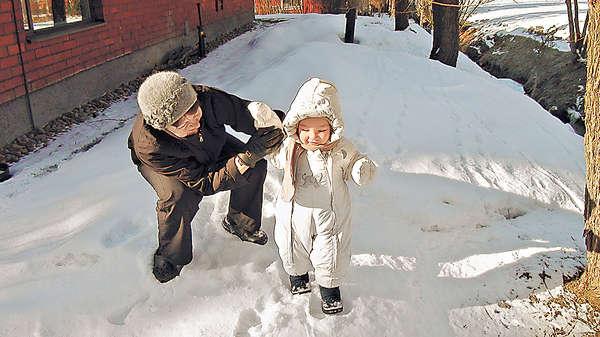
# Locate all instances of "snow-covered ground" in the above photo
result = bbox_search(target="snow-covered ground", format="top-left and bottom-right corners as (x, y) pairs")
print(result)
(0, 14), (593, 336)
(470, 0), (588, 51)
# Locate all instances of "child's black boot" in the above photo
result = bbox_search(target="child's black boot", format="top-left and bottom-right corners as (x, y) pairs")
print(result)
(289, 273), (311, 295)
(319, 286), (343, 314)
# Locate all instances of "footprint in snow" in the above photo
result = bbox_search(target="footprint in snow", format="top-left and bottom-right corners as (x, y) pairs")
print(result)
(232, 308), (261, 337)
(54, 252), (100, 268)
(106, 293), (150, 325)
(101, 221), (143, 248)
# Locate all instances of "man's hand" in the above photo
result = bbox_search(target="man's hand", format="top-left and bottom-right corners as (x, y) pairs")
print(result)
(237, 126), (285, 167)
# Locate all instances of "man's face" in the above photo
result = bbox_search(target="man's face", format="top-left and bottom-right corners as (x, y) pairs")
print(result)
(165, 101), (202, 138)
(297, 117), (331, 148)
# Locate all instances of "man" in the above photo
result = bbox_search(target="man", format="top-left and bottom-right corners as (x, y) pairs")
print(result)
(128, 71), (284, 283)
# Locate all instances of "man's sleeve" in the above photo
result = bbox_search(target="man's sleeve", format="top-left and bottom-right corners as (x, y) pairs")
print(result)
(145, 150), (247, 195)
(209, 88), (283, 134)
(209, 88), (258, 135)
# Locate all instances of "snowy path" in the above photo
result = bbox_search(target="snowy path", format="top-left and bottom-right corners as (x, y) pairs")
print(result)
(0, 14), (591, 336)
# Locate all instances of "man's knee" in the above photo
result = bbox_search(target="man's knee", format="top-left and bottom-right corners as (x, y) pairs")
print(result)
(169, 180), (197, 201)
(159, 184), (201, 211)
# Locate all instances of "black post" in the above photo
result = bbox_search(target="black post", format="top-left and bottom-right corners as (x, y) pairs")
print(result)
(10, 0), (35, 130)
(196, 3), (207, 58)
(0, 163), (11, 183)
(344, 8), (356, 43)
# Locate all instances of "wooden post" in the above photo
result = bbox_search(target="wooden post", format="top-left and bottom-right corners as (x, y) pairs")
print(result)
(345, 8), (356, 43)
(394, 0), (409, 31)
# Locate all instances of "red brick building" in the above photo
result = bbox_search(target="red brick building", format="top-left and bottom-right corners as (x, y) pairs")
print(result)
(0, 0), (255, 146)
(254, 0), (383, 15)
(254, 0), (334, 14)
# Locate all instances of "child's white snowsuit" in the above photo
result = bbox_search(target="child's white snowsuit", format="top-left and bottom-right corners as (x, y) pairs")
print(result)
(271, 78), (376, 288)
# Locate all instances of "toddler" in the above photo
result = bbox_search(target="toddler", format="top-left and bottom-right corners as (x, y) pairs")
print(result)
(271, 78), (376, 314)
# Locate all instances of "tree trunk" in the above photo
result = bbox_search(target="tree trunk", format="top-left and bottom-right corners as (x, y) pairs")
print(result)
(578, 0), (600, 309)
(581, 9), (590, 55)
(429, 0), (459, 67)
(395, 0), (409, 31)
(331, 0), (343, 13)
(566, 0), (577, 53)
(574, 0), (581, 42)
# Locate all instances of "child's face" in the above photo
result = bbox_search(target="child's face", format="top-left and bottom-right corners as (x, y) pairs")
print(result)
(298, 117), (331, 147)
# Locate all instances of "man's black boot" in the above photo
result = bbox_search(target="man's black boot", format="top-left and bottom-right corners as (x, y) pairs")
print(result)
(222, 217), (268, 245)
(152, 255), (183, 283)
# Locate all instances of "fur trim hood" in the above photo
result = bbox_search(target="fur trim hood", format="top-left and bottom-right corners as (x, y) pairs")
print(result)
(283, 78), (344, 143)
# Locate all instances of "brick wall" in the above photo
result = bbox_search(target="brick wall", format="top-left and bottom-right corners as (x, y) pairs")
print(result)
(303, 0), (330, 13)
(254, 0), (330, 15)
(0, 0), (254, 108)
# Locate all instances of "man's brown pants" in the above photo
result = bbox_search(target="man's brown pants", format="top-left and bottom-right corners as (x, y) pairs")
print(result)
(137, 135), (267, 266)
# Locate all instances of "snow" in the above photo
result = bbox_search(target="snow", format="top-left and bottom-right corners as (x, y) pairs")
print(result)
(0, 13), (592, 336)
(470, 0), (589, 52)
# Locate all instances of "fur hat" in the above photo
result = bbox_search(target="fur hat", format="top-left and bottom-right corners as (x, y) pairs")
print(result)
(284, 77), (344, 142)
(137, 71), (198, 130)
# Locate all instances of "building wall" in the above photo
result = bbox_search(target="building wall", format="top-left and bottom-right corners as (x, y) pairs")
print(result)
(0, 0), (254, 146)
(255, 0), (330, 15)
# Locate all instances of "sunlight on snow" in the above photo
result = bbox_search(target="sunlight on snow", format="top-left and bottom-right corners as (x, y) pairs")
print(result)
(437, 246), (576, 278)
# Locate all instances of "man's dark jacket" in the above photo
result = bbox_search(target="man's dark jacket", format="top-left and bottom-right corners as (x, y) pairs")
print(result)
(128, 85), (259, 194)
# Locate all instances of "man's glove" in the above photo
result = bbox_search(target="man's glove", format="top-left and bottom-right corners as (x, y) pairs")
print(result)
(237, 126), (285, 167)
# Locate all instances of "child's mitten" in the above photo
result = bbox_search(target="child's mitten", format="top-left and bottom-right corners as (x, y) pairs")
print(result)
(351, 158), (376, 186)
(248, 102), (284, 130)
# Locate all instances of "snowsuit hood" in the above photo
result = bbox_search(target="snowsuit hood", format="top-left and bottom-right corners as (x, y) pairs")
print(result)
(283, 78), (344, 143)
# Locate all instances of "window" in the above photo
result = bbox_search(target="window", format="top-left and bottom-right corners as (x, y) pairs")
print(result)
(21, 0), (103, 32)
(215, 0), (223, 12)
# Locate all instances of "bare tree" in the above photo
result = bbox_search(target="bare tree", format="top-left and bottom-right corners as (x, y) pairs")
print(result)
(574, 0), (581, 39)
(458, 0), (492, 26)
(566, 0), (587, 57)
(574, 0), (600, 308)
(580, 9), (590, 56)
(429, 0), (459, 67)
(567, 0), (577, 53)
(411, 0), (493, 30)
